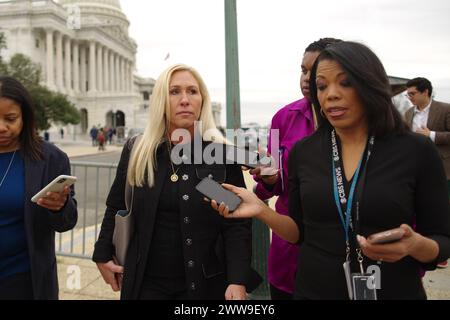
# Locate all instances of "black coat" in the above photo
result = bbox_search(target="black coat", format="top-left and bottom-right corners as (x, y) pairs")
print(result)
(93, 138), (261, 299)
(23, 142), (78, 299)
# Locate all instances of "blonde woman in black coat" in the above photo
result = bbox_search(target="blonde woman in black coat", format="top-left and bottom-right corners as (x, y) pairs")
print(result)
(93, 64), (261, 300)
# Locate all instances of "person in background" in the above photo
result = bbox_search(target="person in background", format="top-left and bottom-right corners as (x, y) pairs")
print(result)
(211, 41), (450, 300)
(97, 129), (106, 151)
(0, 76), (77, 299)
(90, 125), (98, 146)
(107, 127), (114, 145)
(404, 77), (450, 268)
(251, 37), (341, 300)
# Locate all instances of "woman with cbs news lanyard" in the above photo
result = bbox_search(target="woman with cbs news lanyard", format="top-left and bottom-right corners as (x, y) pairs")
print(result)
(210, 41), (450, 300)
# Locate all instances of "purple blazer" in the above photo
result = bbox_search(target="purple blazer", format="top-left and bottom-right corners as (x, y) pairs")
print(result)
(254, 98), (315, 293)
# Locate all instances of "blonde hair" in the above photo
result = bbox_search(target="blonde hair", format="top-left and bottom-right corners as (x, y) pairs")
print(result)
(127, 64), (225, 187)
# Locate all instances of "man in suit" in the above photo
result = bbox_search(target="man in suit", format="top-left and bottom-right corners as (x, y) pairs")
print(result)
(404, 77), (450, 268)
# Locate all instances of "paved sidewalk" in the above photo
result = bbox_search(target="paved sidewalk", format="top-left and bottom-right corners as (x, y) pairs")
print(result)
(55, 141), (450, 300)
(57, 255), (450, 300)
(58, 257), (120, 300)
(424, 265), (450, 299)
(52, 137), (123, 159)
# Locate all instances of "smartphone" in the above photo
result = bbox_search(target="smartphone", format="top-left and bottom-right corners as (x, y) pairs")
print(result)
(196, 177), (242, 212)
(367, 227), (405, 245)
(259, 165), (278, 177)
(31, 175), (77, 203)
(225, 146), (271, 169)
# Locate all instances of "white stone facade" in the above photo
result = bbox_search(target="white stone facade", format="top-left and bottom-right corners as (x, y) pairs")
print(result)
(0, 0), (222, 135)
(0, 0), (148, 135)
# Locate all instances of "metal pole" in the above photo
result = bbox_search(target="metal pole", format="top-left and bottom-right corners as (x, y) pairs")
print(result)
(224, 0), (241, 130)
(225, 1), (270, 300)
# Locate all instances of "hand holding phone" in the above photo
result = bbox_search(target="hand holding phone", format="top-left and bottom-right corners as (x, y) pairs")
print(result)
(226, 146), (272, 169)
(31, 175), (77, 203)
(257, 165), (278, 177)
(367, 227), (405, 245)
(196, 177), (242, 212)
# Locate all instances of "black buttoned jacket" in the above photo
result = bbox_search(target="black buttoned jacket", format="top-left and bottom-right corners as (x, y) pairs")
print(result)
(93, 138), (261, 299)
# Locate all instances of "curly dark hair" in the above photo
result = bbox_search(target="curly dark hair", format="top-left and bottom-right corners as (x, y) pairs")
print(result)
(304, 38), (342, 53)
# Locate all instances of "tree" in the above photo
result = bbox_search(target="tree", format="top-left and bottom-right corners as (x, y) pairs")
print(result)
(6, 53), (41, 88)
(31, 86), (80, 130)
(1, 52), (80, 130)
(31, 86), (52, 130)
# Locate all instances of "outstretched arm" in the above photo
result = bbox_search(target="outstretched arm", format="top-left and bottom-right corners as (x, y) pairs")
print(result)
(210, 183), (299, 244)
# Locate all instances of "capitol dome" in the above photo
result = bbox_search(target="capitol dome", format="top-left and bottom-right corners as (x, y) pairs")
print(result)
(58, 0), (130, 33)
(58, 0), (122, 12)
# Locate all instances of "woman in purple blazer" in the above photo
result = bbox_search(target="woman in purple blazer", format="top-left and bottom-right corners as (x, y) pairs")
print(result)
(252, 38), (341, 299)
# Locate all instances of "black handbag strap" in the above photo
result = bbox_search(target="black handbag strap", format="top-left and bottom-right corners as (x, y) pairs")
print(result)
(125, 135), (143, 212)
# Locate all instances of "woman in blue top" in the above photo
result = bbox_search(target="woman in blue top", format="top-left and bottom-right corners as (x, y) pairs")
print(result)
(0, 76), (78, 300)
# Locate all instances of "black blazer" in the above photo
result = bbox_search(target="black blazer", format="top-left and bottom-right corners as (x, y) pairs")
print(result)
(23, 142), (78, 299)
(93, 138), (261, 299)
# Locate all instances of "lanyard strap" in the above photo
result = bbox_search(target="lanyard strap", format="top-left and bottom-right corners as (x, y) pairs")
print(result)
(353, 135), (374, 236)
(331, 130), (375, 244)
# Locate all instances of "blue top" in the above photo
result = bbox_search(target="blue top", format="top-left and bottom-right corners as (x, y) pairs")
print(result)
(0, 151), (30, 280)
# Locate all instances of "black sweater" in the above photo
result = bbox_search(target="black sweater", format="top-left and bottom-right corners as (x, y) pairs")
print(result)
(288, 128), (450, 300)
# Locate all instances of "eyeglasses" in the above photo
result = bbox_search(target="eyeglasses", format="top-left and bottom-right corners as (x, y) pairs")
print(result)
(406, 91), (420, 98)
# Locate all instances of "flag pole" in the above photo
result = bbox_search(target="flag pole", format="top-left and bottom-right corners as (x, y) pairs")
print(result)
(224, 0), (241, 130)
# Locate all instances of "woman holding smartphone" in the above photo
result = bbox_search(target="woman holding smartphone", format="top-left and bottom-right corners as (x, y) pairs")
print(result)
(250, 38), (341, 300)
(0, 76), (78, 299)
(93, 64), (261, 300)
(211, 41), (450, 299)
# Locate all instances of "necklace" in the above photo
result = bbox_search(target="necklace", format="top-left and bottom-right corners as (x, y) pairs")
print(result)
(167, 141), (181, 183)
(0, 150), (17, 188)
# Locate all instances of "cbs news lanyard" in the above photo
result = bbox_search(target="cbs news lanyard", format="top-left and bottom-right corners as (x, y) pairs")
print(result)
(331, 129), (375, 273)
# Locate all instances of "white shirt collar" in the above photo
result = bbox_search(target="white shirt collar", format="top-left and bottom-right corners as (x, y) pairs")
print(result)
(414, 100), (432, 114)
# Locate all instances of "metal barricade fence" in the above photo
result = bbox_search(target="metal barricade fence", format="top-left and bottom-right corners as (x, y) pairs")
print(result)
(55, 161), (117, 259)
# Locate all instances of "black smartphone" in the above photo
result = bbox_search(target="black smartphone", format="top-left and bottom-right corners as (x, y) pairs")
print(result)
(225, 145), (271, 169)
(196, 177), (242, 212)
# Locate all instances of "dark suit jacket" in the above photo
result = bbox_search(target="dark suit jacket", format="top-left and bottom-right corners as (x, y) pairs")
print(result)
(93, 138), (261, 299)
(405, 100), (450, 178)
(23, 142), (78, 299)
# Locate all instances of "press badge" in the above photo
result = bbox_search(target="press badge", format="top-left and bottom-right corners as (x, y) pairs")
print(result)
(351, 273), (377, 300)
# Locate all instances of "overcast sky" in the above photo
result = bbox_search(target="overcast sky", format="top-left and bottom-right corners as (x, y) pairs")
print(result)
(120, 0), (450, 123)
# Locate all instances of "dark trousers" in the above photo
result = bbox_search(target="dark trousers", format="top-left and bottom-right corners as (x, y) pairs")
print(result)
(0, 272), (34, 300)
(139, 276), (188, 300)
(270, 284), (293, 300)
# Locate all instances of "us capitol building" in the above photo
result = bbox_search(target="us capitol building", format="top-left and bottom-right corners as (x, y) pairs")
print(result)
(0, 0), (222, 135)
